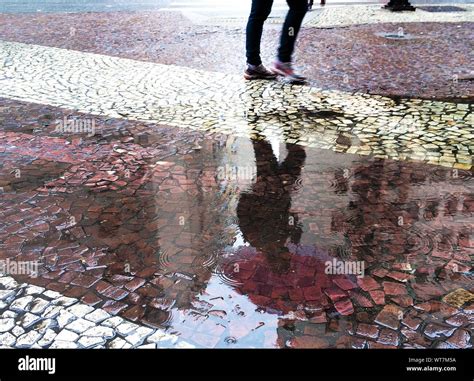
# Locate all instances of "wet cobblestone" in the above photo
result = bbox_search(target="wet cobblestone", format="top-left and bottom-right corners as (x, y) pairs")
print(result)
(0, 275), (192, 348)
(0, 96), (472, 348)
(0, 41), (472, 170)
(0, 5), (472, 349)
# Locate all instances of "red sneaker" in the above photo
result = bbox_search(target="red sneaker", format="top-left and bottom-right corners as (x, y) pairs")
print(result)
(272, 61), (307, 82)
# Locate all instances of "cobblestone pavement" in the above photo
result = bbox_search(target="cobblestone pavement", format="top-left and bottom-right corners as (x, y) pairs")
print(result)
(0, 5), (473, 349)
(1, 41), (472, 169)
(0, 275), (192, 348)
(0, 10), (472, 100)
(127, 1), (474, 27)
(181, 3), (474, 27)
(0, 96), (472, 348)
(304, 4), (474, 28)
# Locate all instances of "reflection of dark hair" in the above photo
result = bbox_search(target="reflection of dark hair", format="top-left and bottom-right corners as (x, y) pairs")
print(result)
(237, 139), (306, 273)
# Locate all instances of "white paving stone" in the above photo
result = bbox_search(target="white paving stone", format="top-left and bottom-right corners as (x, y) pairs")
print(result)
(0, 276), (18, 289)
(84, 309), (111, 323)
(107, 337), (128, 349)
(52, 296), (77, 307)
(0, 290), (15, 301)
(43, 290), (62, 299)
(57, 310), (77, 329)
(147, 331), (179, 344)
(11, 326), (25, 337)
(30, 298), (51, 314)
(0, 318), (15, 333)
(42, 305), (63, 319)
(49, 340), (78, 349)
(24, 285), (45, 295)
(66, 318), (96, 334)
(78, 335), (106, 348)
(1, 311), (17, 319)
(55, 329), (79, 342)
(20, 313), (42, 329)
(83, 326), (115, 339)
(102, 316), (124, 328)
(67, 304), (95, 318)
(37, 329), (57, 347)
(16, 331), (42, 347)
(125, 327), (154, 346)
(116, 321), (140, 336)
(34, 318), (57, 333)
(10, 295), (34, 312)
(0, 332), (16, 346)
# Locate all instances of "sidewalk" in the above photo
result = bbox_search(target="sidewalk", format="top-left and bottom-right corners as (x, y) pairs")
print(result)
(0, 275), (192, 348)
(305, 3), (474, 27)
(0, 40), (472, 169)
(180, 3), (474, 26)
(0, 5), (472, 100)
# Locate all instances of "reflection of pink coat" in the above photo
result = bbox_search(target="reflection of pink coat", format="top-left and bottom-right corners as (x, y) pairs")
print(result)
(222, 244), (356, 315)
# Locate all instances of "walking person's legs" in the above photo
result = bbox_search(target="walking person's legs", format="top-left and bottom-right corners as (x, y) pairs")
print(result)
(272, 0), (308, 81)
(244, 0), (277, 80)
(246, 0), (273, 66)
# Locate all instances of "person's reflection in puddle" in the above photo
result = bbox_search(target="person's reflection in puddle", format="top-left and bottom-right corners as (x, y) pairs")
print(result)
(237, 138), (306, 273)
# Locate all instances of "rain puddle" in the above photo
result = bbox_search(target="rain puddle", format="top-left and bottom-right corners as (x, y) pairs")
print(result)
(1, 118), (473, 348)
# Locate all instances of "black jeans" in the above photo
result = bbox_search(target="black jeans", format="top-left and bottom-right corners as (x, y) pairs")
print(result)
(246, 0), (308, 66)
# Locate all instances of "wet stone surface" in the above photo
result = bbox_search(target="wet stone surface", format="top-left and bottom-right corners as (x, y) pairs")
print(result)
(0, 275), (191, 348)
(0, 96), (473, 348)
(0, 6), (473, 349)
(0, 41), (472, 170)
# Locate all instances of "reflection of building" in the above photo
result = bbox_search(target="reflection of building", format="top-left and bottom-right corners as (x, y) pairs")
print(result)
(151, 137), (242, 310)
(329, 159), (473, 262)
(57, 135), (249, 331)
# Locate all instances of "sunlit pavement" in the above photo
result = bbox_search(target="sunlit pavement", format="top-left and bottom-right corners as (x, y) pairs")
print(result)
(0, 3), (473, 349)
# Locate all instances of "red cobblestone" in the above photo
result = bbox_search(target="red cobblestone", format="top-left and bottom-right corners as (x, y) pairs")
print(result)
(356, 323), (379, 339)
(383, 281), (407, 296)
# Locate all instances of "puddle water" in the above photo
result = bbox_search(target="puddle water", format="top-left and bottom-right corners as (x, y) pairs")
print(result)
(152, 137), (473, 347)
(1, 108), (473, 348)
